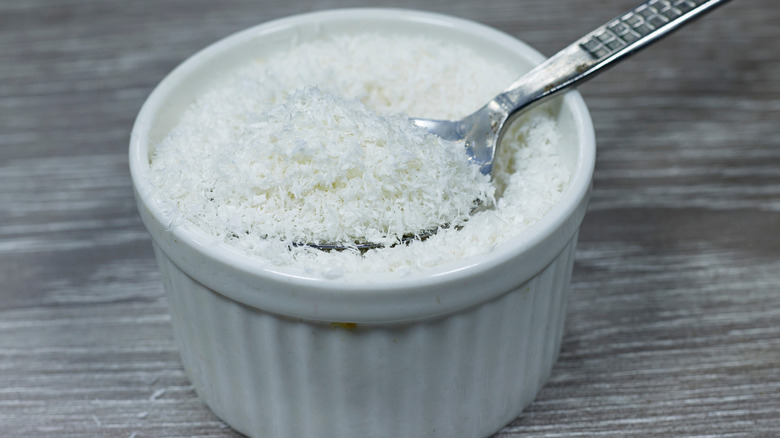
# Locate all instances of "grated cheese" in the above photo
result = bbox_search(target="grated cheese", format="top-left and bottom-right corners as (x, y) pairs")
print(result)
(149, 32), (571, 278)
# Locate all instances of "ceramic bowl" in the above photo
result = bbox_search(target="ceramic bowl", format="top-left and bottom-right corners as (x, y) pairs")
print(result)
(129, 8), (595, 438)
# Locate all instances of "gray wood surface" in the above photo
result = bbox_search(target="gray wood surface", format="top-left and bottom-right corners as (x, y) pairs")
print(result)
(1, 0), (778, 436)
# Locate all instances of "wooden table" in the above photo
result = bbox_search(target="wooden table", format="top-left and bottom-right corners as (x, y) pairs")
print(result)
(2, 0), (778, 436)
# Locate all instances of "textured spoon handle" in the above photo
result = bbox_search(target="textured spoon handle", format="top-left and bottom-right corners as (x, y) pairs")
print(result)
(579, 0), (730, 60)
(495, 0), (732, 118)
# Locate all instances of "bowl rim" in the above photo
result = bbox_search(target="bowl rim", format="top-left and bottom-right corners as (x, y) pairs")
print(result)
(129, 8), (596, 323)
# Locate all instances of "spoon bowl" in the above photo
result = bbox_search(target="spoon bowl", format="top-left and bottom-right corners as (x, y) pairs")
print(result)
(412, 107), (506, 176)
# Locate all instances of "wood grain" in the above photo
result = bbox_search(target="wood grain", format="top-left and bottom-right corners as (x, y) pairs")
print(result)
(1, 0), (778, 436)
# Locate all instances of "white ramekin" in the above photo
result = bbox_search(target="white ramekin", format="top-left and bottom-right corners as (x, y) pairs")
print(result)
(130, 8), (595, 438)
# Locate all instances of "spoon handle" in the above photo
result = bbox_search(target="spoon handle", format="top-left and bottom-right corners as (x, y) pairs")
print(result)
(494, 0), (732, 119)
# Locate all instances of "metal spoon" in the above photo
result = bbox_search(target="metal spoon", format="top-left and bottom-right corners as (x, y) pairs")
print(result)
(413, 0), (730, 176)
(308, 0), (731, 250)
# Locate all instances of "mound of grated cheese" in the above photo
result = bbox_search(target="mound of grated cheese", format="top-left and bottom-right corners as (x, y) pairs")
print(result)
(153, 86), (492, 247)
(149, 32), (571, 278)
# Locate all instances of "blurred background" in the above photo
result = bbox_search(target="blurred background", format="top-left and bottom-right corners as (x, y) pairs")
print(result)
(1, 0), (778, 436)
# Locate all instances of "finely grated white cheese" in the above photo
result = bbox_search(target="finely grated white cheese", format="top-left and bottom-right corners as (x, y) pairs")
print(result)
(149, 32), (570, 278)
(153, 86), (492, 247)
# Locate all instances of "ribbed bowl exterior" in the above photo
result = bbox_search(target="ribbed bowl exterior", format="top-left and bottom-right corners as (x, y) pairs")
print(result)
(153, 232), (578, 438)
